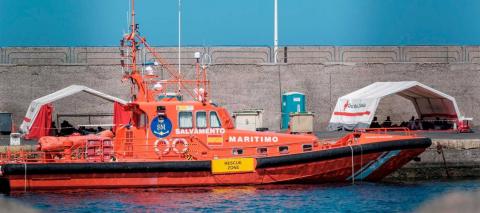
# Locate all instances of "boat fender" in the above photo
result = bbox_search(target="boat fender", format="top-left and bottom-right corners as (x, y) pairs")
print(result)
(154, 139), (170, 155)
(172, 138), (189, 154)
(347, 138), (353, 145)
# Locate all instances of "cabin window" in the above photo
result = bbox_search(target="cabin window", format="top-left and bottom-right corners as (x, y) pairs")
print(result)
(210, 111), (221, 128)
(302, 144), (313, 152)
(257, 147), (268, 155)
(140, 113), (147, 128)
(279, 146), (289, 154)
(196, 111), (207, 129)
(233, 148), (244, 155)
(133, 110), (148, 128)
(179, 111), (193, 129)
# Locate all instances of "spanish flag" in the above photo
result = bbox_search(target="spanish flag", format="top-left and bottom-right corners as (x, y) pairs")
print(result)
(207, 135), (223, 146)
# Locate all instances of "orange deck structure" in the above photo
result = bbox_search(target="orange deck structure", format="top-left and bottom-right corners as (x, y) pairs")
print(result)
(0, 0), (430, 193)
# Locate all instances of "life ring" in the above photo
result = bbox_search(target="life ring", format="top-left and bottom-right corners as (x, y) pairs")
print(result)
(154, 139), (170, 156)
(172, 138), (189, 154)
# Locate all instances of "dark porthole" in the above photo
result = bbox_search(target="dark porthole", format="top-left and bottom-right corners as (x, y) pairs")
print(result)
(233, 148), (244, 155)
(257, 147), (267, 155)
(303, 144), (313, 152)
(279, 146), (289, 154)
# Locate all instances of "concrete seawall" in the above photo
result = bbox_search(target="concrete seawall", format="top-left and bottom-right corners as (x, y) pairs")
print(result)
(1, 46), (480, 131)
(389, 139), (480, 180)
(1, 62), (480, 131)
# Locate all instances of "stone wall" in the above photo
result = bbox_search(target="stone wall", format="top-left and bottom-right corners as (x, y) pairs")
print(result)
(1, 59), (479, 131)
(1, 46), (480, 131)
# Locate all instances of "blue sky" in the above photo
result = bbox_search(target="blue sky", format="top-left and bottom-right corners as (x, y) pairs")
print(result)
(1, 0), (480, 46)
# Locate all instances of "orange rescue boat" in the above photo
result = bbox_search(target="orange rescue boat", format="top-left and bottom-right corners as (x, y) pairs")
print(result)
(0, 0), (431, 192)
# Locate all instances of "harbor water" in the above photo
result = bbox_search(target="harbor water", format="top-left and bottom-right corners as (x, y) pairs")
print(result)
(3, 179), (480, 212)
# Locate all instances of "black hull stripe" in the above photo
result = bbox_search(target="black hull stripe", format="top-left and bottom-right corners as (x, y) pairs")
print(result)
(2, 161), (211, 175)
(256, 138), (431, 168)
(1, 138), (431, 175)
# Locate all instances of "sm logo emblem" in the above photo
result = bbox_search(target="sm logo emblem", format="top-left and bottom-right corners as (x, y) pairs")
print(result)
(151, 116), (172, 138)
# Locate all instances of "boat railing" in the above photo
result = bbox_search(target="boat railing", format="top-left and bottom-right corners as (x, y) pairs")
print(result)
(0, 148), (67, 164)
(353, 127), (414, 136)
(117, 136), (326, 159)
(0, 138), (333, 164)
(1, 132), (381, 164)
(0, 145), (168, 164)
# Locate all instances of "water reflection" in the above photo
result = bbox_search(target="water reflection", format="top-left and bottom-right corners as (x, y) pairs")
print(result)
(8, 180), (480, 212)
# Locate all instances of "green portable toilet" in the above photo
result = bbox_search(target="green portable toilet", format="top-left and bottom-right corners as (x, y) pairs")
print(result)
(281, 92), (306, 129)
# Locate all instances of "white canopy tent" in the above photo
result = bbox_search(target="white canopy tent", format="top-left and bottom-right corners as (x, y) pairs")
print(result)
(327, 81), (464, 131)
(20, 85), (127, 136)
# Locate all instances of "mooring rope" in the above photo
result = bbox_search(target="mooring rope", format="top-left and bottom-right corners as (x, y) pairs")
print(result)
(436, 144), (450, 178)
(359, 143), (363, 183)
(24, 162), (27, 192)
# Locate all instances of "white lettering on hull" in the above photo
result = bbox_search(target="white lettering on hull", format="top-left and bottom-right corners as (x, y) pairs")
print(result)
(175, 128), (226, 135)
(228, 136), (279, 143)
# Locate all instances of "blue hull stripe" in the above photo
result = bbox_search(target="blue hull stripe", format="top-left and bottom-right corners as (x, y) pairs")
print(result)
(350, 152), (387, 177)
(347, 150), (401, 180)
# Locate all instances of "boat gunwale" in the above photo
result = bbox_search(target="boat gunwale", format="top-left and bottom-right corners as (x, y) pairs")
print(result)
(0, 138), (431, 175)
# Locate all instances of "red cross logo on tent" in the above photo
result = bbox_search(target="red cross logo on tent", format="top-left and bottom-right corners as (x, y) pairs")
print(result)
(343, 100), (349, 111)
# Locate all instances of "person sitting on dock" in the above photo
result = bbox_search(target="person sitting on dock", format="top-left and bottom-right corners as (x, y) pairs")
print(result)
(415, 119), (423, 130)
(433, 117), (442, 130)
(370, 117), (381, 128)
(78, 126), (86, 135)
(441, 119), (452, 130)
(421, 119), (433, 130)
(49, 121), (58, 136)
(408, 116), (418, 130)
(60, 120), (75, 136)
(381, 116), (392, 128)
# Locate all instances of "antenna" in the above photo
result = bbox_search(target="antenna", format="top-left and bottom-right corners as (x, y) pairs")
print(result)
(120, 0), (209, 102)
(273, 0), (278, 63)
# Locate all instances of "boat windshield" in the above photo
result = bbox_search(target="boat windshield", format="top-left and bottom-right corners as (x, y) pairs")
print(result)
(196, 111), (207, 128)
(210, 112), (221, 128)
(179, 111), (193, 129)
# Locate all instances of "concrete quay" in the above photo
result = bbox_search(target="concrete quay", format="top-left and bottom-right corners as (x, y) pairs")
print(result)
(388, 138), (480, 180)
(318, 131), (480, 180)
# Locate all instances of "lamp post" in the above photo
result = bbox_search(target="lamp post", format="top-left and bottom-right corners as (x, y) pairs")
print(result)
(274, 0), (278, 63)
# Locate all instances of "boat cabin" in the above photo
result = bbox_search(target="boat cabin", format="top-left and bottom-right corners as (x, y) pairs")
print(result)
(114, 98), (318, 161)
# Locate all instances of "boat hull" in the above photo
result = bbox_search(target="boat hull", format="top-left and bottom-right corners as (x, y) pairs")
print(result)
(0, 138), (431, 192)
